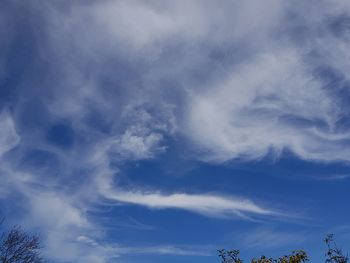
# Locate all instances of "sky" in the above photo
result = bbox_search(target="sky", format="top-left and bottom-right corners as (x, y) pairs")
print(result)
(1, 1), (350, 262)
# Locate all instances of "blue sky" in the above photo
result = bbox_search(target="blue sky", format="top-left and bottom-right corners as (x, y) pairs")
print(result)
(1, 1), (350, 262)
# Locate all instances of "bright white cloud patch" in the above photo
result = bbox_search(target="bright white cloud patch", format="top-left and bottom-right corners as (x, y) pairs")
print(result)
(113, 109), (168, 160)
(185, 49), (344, 162)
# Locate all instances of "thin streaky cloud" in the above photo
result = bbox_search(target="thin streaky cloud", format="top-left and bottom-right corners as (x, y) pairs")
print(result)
(103, 190), (273, 218)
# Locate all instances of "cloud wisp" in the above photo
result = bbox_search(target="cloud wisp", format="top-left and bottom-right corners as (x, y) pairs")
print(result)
(104, 190), (273, 219)
(114, 244), (212, 257)
(240, 227), (307, 249)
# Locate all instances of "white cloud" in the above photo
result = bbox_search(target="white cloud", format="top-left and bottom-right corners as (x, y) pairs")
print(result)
(83, 0), (285, 54)
(116, 128), (164, 160)
(184, 47), (349, 162)
(110, 108), (168, 160)
(59, 0), (350, 163)
(115, 244), (211, 256)
(75, 236), (212, 258)
(16, 191), (102, 263)
(28, 192), (88, 229)
(41, 0), (350, 164)
(0, 112), (20, 157)
(103, 190), (272, 218)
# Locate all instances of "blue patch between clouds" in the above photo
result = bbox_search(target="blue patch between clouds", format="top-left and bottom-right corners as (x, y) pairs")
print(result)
(45, 123), (75, 150)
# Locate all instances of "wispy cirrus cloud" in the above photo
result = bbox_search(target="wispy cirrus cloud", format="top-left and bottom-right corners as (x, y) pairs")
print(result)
(112, 244), (212, 257)
(240, 227), (307, 249)
(103, 190), (272, 219)
(0, 112), (20, 157)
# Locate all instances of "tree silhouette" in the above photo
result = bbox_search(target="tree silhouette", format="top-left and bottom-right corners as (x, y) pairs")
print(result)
(325, 234), (348, 263)
(0, 225), (42, 263)
(218, 249), (243, 263)
(218, 249), (308, 263)
(219, 234), (347, 263)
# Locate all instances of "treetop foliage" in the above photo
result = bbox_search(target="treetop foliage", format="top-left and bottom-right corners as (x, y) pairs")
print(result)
(219, 234), (347, 263)
(0, 225), (42, 263)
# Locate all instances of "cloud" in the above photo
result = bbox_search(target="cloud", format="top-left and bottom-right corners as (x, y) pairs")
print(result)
(103, 190), (272, 218)
(83, 0), (285, 53)
(28, 192), (88, 229)
(240, 227), (307, 249)
(35, 0), (350, 164)
(115, 244), (212, 256)
(183, 48), (345, 162)
(0, 112), (20, 157)
(109, 108), (168, 160)
(75, 235), (212, 258)
(116, 129), (164, 160)
(71, 0), (350, 163)
(312, 174), (350, 181)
